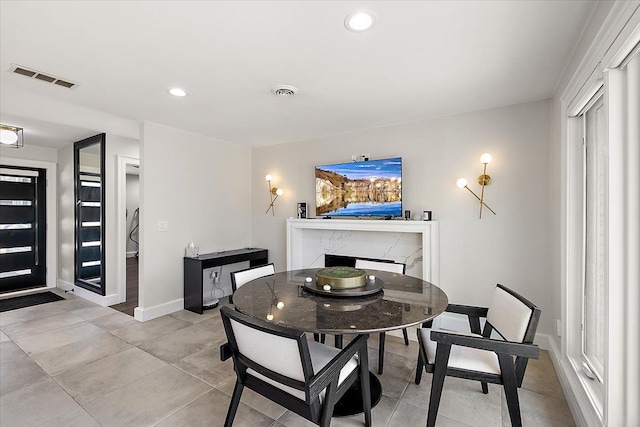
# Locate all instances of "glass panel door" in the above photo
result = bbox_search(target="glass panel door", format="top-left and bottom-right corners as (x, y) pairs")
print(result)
(0, 166), (46, 293)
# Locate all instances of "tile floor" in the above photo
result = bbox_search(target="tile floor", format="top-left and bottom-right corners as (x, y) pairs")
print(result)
(0, 290), (575, 426)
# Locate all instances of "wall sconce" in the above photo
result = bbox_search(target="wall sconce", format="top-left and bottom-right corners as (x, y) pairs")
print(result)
(456, 153), (497, 219)
(265, 174), (284, 216)
(0, 124), (24, 148)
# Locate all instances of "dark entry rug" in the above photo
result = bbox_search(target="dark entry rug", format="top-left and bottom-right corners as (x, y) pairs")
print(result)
(0, 292), (65, 313)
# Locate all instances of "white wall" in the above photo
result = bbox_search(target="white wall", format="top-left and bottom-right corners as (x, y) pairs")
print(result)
(137, 122), (252, 320)
(251, 99), (554, 337)
(0, 144), (58, 163)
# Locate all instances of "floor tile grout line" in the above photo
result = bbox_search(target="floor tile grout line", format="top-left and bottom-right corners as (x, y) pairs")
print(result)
(0, 303), (79, 330)
(149, 384), (214, 427)
(51, 347), (168, 407)
(106, 317), (202, 347)
(1, 316), (93, 342)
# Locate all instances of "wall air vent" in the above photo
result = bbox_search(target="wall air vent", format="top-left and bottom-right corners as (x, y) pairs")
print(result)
(10, 64), (77, 89)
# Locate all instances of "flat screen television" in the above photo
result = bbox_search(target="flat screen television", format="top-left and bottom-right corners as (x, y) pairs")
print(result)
(315, 157), (402, 217)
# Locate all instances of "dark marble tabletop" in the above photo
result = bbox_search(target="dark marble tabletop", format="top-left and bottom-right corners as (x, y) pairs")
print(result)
(232, 268), (449, 335)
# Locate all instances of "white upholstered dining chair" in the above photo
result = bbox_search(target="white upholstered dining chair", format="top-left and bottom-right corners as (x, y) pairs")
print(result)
(219, 306), (372, 427)
(415, 284), (541, 427)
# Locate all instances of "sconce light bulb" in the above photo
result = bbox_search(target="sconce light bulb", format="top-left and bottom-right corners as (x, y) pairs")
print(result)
(267, 313), (274, 321)
(456, 178), (468, 188)
(265, 174), (272, 182)
(276, 301), (284, 309)
(276, 188), (284, 196)
(480, 153), (492, 164)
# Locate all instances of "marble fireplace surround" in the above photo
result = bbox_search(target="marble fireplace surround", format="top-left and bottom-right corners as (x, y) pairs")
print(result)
(286, 218), (439, 285)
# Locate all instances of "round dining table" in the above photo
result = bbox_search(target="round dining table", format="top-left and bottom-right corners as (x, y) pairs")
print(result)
(231, 267), (449, 416)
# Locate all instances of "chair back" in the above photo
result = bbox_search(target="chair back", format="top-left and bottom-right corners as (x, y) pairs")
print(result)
(486, 284), (540, 344)
(230, 263), (275, 294)
(355, 259), (406, 274)
(220, 306), (312, 391)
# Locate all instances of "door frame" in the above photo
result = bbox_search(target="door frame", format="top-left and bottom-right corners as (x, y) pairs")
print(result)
(116, 155), (140, 304)
(0, 157), (57, 293)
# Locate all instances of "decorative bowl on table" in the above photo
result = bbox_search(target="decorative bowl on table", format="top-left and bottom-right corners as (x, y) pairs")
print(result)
(303, 266), (384, 297)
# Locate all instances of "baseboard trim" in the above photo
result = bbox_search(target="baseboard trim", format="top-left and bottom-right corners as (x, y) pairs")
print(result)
(134, 298), (183, 322)
(547, 338), (602, 427)
(56, 279), (120, 306)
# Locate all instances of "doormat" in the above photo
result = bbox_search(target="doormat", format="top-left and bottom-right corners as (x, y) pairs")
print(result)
(0, 292), (65, 313)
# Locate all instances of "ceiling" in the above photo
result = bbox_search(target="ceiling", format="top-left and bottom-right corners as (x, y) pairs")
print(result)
(0, 1), (597, 149)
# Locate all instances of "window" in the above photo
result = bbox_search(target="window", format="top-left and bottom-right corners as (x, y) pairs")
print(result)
(581, 93), (605, 382)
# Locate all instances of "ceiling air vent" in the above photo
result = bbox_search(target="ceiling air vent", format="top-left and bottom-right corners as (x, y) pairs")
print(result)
(10, 64), (77, 89)
(271, 85), (298, 97)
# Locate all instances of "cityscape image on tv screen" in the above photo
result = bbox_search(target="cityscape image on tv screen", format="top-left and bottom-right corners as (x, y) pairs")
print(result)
(315, 157), (402, 217)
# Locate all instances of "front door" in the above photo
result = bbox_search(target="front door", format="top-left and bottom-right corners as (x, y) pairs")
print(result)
(0, 166), (47, 293)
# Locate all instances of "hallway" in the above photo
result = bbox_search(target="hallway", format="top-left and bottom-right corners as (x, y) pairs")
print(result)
(109, 257), (138, 316)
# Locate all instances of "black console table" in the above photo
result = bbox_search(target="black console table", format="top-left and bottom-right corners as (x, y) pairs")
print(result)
(184, 248), (268, 314)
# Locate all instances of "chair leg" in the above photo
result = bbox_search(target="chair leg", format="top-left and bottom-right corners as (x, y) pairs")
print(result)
(334, 334), (343, 349)
(427, 343), (451, 427)
(378, 332), (386, 375)
(481, 381), (488, 394)
(498, 353), (523, 427)
(402, 328), (409, 346)
(224, 380), (244, 427)
(359, 345), (372, 427)
(319, 379), (339, 427)
(415, 351), (425, 384)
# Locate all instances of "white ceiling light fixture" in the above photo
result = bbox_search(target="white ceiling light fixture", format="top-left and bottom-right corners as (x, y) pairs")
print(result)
(0, 124), (24, 148)
(344, 10), (377, 32)
(271, 85), (298, 98)
(169, 87), (187, 97)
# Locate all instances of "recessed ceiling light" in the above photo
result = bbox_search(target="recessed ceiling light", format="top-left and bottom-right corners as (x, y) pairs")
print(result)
(345, 10), (376, 32)
(169, 87), (187, 97)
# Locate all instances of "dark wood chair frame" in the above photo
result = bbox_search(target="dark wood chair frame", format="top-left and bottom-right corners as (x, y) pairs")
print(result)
(415, 284), (541, 427)
(220, 306), (372, 427)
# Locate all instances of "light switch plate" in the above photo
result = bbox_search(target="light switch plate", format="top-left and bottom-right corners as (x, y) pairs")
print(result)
(157, 220), (169, 232)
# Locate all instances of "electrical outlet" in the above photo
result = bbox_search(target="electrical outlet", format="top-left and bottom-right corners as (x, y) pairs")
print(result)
(555, 319), (562, 336)
(210, 270), (220, 283)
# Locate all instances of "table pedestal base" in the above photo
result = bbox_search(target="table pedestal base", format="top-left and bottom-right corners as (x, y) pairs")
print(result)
(333, 372), (382, 417)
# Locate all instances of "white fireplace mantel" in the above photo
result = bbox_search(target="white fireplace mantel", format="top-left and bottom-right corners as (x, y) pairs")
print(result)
(286, 218), (439, 284)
